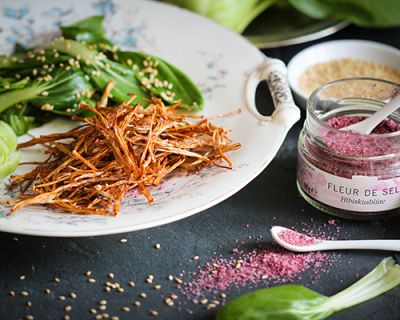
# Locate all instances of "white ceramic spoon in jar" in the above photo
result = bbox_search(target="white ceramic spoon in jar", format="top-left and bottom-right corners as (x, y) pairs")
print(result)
(342, 94), (400, 134)
(271, 226), (400, 252)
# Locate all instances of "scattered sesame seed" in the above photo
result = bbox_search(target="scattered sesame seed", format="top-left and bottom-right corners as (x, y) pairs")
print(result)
(20, 291), (29, 297)
(44, 288), (51, 295)
(26, 301), (32, 307)
(167, 275), (174, 281)
(25, 315), (34, 320)
(170, 293), (178, 300)
(154, 284), (161, 290)
(193, 256), (200, 260)
(149, 309), (159, 316)
(41, 91), (49, 96)
(19, 275), (26, 280)
(111, 317), (119, 320)
(99, 305), (107, 311)
(88, 278), (96, 283)
(154, 243), (161, 249)
(139, 292), (147, 299)
(104, 287), (111, 292)
(164, 298), (174, 306)
(68, 292), (77, 300)
(99, 300), (107, 305)
(133, 301), (141, 307)
(65, 305), (72, 312)
(95, 315), (102, 320)
(208, 303), (217, 309)
(220, 293), (227, 298)
(64, 315), (70, 320)
(174, 277), (183, 284)
(128, 281), (136, 287)
(121, 306), (130, 312)
(58, 296), (66, 301)
(12, 236), (19, 241)
(108, 273), (115, 279)
(120, 239), (128, 243)
(200, 298), (208, 305)
(85, 271), (92, 276)
(90, 308), (97, 315)
(116, 287), (124, 293)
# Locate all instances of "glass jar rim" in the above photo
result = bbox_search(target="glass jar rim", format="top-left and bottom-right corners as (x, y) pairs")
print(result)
(307, 77), (400, 139)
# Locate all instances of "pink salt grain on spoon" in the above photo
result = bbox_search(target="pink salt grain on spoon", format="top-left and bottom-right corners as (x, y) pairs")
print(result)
(271, 226), (400, 252)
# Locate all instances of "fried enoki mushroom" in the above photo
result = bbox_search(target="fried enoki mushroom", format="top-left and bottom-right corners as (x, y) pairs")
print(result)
(4, 85), (240, 215)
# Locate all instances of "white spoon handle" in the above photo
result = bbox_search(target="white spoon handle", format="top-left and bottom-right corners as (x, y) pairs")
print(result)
(345, 94), (400, 134)
(318, 240), (400, 252)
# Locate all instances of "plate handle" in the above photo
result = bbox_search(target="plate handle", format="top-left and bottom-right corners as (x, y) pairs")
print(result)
(246, 57), (301, 128)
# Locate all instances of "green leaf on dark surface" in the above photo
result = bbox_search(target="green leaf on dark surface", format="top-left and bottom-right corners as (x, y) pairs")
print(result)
(217, 258), (400, 320)
(287, 0), (400, 27)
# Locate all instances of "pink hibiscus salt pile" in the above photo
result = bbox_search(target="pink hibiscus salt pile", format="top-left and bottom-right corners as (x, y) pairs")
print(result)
(178, 246), (336, 302)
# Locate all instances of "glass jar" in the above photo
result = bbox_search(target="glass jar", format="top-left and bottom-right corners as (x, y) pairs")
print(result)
(297, 78), (400, 219)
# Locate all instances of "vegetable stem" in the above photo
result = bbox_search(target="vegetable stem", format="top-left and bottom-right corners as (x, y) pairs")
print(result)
(312, 257), (400, 312)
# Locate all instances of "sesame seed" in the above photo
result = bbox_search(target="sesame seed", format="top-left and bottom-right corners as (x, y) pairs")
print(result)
(99, 305), (107, 311)
(170, 293), (178, 300)
(154, 284), (161, 290)
(64, 315), (70, 320)
(69, 292), (77, 299)
(88, 278), (96, 283)
(261, 275), (268, 280)
(3, 83), (10, 89)
(139, 292), (147, 298)
(90, 308), (97, 314)
(85, 271), (92, 276)
(108, 273), (115, 279)
(164, 298), (173, 306)
(65, 305), (72, 312)
(167, 275), (174, 281)
(116, 287), (124, 293)
(174, 277), (183, 284)
(20, 291), (29, 297)
(121, 306), (130, 312)
(200, 298), (208, 305)
(193, 256), (200, 260)
(111, 317), (119, 320)
(154, 243), (161, 249)
(133, 301), (141, 307)
(41, 91), (49, 96)
(208, 303), (217, 309)
(99, 300), (107, 305)
(95, 315), (102, 320)
(146, 278), (153, 284)
(25, 315), (34, 320)
(120, 239), (128, 243)
(8, 290), (15, 297)
(149, 309), (159, 316)
(128, 281), (135, 287)
(220, 293), (227, 298)
(104, 287), (111, 292)
(58, 296), (66, 301)
(12, 236), (19, 241)
(26, 301), (32, 307)
(44, 288), (51, 295)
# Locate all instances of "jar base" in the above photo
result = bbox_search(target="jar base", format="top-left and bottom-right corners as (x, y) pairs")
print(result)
(296, 181), (400, 220)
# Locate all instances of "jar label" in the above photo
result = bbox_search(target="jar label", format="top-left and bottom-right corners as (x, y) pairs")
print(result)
(298, 153), (400, 212)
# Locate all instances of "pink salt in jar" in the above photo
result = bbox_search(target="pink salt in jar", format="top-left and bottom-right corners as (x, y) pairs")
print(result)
(297, 78), (400, 219)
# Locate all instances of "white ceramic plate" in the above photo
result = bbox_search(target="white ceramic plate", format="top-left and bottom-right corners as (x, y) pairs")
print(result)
(287, 40), (400, 108)
(0, 0), (300, 237)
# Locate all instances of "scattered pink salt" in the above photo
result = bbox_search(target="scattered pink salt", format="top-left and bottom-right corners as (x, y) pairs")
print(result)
(278, 229), (321, 246)
(178, 246), (335, 300)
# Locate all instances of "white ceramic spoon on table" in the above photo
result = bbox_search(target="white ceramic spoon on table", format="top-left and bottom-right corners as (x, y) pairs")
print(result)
(343, 94), (400, 134)
(271, 226), (400, 252)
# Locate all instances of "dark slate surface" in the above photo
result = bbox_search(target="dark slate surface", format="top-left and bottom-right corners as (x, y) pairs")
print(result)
(1, 25), (400, 320)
